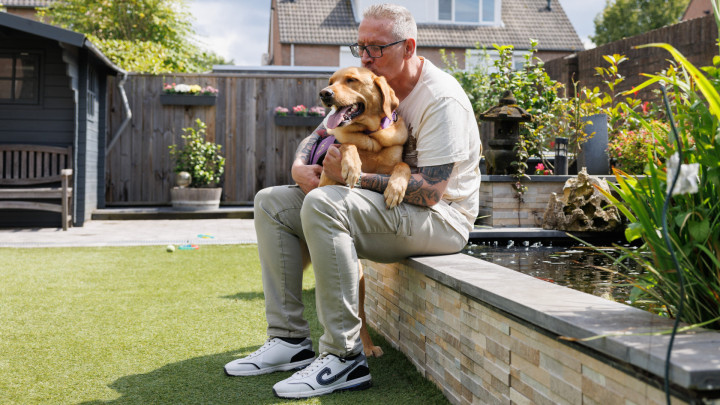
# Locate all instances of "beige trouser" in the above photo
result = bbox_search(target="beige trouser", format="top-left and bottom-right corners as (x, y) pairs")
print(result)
(254, 184), (467, 357)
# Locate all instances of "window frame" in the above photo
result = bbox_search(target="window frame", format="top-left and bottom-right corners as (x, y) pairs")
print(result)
(436, 0), (501, 25)
(465, 48), (530, 73)
(0, 50), (42, 105)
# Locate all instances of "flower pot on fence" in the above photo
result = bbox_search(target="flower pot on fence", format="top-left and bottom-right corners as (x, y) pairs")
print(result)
(577, 113), (610, 175)
(274, 115), (324, 127)
(170, 187), (222, 211)
(160, 94), (217, 106)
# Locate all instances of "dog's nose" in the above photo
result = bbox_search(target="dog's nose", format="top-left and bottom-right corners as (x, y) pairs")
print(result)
(319, 88), (334, 102)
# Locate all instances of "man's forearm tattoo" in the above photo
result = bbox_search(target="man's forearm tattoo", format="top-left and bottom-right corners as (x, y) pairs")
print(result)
(363, 173), (390, 192)
(419, 163), (454, 185)
(362, 163), (454, 207)
(295, 132), (322, 164)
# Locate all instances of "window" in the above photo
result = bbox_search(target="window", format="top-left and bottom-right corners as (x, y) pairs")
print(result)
(466, 48), (529, 73)
(438, 0), (498, 24)
(87, 66), (97, 120)
(0, 52), (40, 104)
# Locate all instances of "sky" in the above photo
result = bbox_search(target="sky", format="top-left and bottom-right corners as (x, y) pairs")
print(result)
(188, 0), (607, 66)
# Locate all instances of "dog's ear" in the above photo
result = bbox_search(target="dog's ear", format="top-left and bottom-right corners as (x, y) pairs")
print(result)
(374, 75), (399, 119)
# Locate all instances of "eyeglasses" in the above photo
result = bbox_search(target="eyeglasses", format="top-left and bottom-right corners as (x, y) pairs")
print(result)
(349, 39), (406, 58)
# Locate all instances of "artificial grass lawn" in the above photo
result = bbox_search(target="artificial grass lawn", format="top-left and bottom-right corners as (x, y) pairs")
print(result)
(0, 245), (449, 404)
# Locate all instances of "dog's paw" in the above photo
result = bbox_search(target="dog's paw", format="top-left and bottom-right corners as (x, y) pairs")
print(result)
(364, 345), (384, 358)
(384, 177), (408, 208)
(342, 157), (362, 188)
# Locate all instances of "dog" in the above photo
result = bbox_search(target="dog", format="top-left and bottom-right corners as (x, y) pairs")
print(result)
(318, 66), (410, 208)
(308, 67), (411, 358)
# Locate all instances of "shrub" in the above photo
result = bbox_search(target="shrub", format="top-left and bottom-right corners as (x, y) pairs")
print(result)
(168, 119), (225, 188)
(607, 120), (668, 174)
(601, 44), (720, 329)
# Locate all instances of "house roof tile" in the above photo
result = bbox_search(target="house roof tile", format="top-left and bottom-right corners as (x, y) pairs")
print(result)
(276, 0), (584, 51)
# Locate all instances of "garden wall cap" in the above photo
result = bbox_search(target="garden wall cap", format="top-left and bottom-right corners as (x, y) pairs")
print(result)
(479, 90), (533, 122)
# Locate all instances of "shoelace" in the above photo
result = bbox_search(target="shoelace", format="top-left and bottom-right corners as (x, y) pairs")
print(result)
(244, 338), (276, 359)
(293, 352), (335, 377)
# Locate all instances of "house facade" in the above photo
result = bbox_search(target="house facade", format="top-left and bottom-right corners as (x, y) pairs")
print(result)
(267, 0), (584, 70)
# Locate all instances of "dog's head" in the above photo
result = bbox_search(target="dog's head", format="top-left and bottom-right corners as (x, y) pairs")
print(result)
(319, 67), (399, 131)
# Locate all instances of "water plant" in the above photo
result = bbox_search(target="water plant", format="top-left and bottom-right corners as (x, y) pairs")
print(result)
(599, 44), (720, 330)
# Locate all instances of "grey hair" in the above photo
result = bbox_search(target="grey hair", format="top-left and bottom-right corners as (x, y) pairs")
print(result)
(362, 4), (417, 41)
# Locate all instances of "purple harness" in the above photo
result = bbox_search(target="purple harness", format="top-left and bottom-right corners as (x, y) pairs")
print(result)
(309, 135), (337, 165)
(309, 111), (398, 166)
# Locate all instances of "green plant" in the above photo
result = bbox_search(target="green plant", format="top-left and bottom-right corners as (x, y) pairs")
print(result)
(39, 0), (230, 72)
(607, 120), (669, 174)
(168, 119), (225, 188)
(442, 40), (564, 196)
(599, 44), (720, 329)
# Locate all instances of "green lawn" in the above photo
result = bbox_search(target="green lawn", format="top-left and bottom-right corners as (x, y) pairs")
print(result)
(0, 245), (449, 404)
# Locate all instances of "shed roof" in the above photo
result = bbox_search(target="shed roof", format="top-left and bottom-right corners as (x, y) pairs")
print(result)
(0, 11), (125, 73)
(275, 0), (584, 52)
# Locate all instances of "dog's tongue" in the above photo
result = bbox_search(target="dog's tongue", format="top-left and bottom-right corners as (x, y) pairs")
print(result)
(326, 105), (352, 129)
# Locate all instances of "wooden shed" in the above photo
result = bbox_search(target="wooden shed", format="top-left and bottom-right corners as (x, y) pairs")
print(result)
(0, 12), (126, 228)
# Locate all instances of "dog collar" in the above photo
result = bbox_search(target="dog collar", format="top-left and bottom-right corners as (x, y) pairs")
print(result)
(380, 111), (398, 130)
(364, 111), (398, 134)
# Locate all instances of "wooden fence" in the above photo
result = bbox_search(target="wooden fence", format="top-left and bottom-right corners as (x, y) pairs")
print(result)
(105, 72), (330, 205)
(545, 14), (718, 101)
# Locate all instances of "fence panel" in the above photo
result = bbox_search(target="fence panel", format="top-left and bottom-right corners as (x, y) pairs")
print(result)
(106, 73), (329, 205)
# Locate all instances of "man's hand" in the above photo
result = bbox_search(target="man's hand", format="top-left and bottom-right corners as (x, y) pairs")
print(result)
(320, 145), (345, 184)
(292, 161), (323, 194)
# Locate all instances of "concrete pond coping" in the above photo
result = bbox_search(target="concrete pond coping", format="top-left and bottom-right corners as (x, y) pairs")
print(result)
(404, 253), (720, 391)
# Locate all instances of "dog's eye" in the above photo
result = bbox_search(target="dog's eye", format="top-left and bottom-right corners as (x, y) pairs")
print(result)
(346, 77), (357, 83)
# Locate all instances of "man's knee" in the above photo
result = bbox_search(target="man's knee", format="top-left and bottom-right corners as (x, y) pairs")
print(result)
(300, 186), (344, 226)
(255, 186), (304, 218)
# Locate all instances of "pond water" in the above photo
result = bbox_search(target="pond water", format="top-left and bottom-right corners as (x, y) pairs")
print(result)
(462, 240), (650, 309)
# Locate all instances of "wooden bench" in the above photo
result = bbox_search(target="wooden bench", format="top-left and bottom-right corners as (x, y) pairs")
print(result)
(0, 144), (73, 230)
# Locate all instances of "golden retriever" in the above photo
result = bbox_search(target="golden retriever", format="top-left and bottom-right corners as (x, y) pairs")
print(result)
(318, 66), (410, 208)
(309, 67), (410, 358)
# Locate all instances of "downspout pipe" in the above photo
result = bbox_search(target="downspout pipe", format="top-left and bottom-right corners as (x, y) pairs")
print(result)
(106, 72), (132, 156)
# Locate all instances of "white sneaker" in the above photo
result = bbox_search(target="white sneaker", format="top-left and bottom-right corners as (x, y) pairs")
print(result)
(272, 352), (372, 398)
(224, 337), (315, 376)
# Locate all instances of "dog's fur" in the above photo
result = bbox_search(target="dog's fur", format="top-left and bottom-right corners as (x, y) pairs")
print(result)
(312, 67), (411, 358)
(318, 67), (410, 208)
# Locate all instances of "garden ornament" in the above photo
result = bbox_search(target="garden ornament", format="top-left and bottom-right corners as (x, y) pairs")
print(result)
(479, 90), (533, 175)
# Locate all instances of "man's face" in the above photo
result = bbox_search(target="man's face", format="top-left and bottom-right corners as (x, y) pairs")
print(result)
(356, 17), (405, 83)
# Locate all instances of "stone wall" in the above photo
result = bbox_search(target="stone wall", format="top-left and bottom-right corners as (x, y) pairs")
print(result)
(362, 254), (720, 405)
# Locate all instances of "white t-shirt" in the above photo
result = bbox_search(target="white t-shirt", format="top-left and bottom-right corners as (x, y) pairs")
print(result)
(398, 58), (482, 238)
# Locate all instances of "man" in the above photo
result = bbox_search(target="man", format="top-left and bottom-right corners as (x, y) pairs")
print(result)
(224, 3), (481, 399)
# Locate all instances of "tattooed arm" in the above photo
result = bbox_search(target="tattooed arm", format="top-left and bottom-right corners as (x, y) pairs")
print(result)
(361, 163), (454, 207)
(291, 125), (327, 194)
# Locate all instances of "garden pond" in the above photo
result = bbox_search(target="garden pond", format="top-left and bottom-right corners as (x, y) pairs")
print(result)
(462, 239), (658, 312)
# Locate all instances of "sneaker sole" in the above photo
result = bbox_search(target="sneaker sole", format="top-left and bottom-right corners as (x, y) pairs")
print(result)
(273, 375), (372, 398)
(224, 357), (315, 377)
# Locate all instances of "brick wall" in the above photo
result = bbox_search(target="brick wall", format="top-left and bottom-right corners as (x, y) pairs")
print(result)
(362, 258), (692, 405)
(545, 14), (718, 101)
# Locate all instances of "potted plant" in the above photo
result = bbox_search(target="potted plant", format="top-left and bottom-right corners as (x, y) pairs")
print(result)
(160, 83), (218, 106)
(274, 104), (326, 127)
(168, 119), (225, 210)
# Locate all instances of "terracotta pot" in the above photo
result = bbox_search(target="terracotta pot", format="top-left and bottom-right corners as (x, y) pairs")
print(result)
(170, 187), (222, 211)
